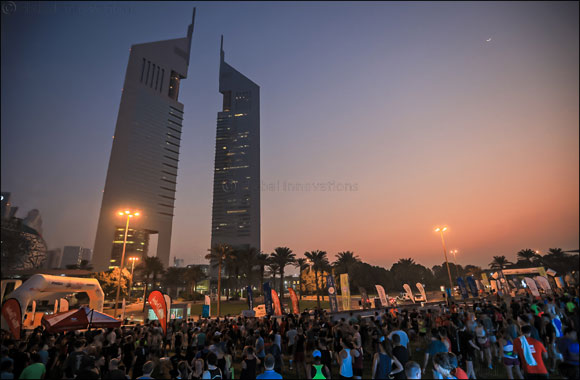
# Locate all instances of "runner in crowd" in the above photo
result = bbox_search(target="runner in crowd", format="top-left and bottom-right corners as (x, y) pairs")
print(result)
(0, 286), (578, 379)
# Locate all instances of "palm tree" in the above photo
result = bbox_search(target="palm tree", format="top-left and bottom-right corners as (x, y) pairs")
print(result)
(238, 246), (259, 289)
(163, 267), (186, 298)
(205, 243), (233, 316)
(517, 249), (537, 263)
(547, 248), (565, 256)
(489, 255), (513, 270)
(185, 265), (206, 300)
(270, 247), (296, 302)
(304, 250), (330, 309)
(256, 252), (270, 292)
(138, 256), (165, 311)
(333, 251), (360, 276)
(267, 261), (280, 283)
(293, 258), (309, 299)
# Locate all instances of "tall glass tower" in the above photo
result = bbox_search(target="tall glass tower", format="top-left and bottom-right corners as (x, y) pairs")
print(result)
(93, 9), (195, 272)
(210, 37), (261, 274)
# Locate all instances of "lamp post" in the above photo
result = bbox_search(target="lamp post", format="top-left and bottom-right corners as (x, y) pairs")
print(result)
(128, 257), (139, 301)
(114, 210), (140, 318)
(435, 227), (454, 292)
(450, 250), (459, 278)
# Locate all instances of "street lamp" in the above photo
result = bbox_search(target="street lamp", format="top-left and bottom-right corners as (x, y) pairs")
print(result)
(114, 210), (140, 318)
(128, 257), (139, 301)
(435, 226), (454, 292)
(450, 250), (459, 278)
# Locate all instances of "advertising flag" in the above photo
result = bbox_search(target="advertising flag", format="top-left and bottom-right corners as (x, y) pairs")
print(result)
(538, 267), (547, 277)
(148, 290), (168, 335)
(456, 277), (469, 299)
(524, 277), (540, 297)
(534, 276), (551, 293)
(403, 284), (415, 303)
(271, 289), (282, 316)
(340, 274), (351, 311)
(263, 282), (274, 316)
(1, 298), (22, 340)
(288, 288), (300, 314)
(246, 286), (254, 310)
(164, 294), (172, 322)
(555, 277), (564, 289)
(326, 275), (339, 313)
(481, 273), (490, 287)
(416, 283), (428, 302)
(466, 276), (478, 297)
(376, 285), (388, 306)
(359, 287), (369, 309)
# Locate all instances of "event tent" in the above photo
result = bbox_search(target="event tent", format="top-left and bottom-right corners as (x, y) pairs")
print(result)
(41, 307), (121, 333)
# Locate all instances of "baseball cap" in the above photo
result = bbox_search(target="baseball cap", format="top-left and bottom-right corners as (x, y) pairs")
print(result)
(312, 350), (321, 358)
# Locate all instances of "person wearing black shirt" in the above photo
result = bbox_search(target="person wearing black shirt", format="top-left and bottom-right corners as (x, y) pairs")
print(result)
(392, 333), (409, 379)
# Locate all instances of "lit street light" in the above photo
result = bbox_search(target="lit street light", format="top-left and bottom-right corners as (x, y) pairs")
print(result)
(114, 210), (140, 318)
(435, 226), (454, 291)
(128, 257), (139, 301)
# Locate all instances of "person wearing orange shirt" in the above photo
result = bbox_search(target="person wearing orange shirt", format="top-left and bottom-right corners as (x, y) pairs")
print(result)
(513, 325), (548, 379)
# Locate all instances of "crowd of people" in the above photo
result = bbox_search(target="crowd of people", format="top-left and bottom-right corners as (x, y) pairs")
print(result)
(1, 288), (578, 379)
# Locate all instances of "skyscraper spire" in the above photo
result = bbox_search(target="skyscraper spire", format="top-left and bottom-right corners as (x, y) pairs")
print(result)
(220, 34), (224, 61)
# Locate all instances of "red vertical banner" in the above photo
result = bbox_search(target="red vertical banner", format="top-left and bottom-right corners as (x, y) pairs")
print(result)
(288, 288), (300, 314)
(1, 299), (22, 340)
(271, 289), (282, 316)
(148, 290), (167, 335)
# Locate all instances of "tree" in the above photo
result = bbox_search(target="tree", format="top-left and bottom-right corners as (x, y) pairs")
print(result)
(293, 258), (309, 299)
(205, 243), (233, 316)
(238, 246), (259, 289)
(256, 252), (270, 292)
(137, 256), (165, 311)
(538, 248), (579, 275)
(333, 251), (360, 277)
(304, 250), (330, 309)
(489, 255), (513, 270)
(270, 247), (296, 302)
(163, 267), (187, 298)
(185, 265), (207, 298)
(94, 268), (131, 299)
(517, 249), (537, 263)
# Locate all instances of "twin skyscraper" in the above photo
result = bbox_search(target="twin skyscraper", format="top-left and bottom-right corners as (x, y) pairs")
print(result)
(93, 8), (260, 272)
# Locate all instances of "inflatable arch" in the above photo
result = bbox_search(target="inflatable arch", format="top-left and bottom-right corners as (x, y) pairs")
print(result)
(5, 274), (104, 318)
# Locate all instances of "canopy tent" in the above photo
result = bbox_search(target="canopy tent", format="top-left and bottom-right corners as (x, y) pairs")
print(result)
(41, 307), (121, 333)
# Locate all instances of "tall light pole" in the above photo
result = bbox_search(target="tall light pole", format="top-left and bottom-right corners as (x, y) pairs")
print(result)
(435, 227), (454, 291)
(450, 250), (459, 278)
(114, 210), (140, 318)
(128, 257), (139, 301)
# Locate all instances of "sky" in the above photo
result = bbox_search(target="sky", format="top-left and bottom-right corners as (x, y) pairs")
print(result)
(1, 1), (578, 271)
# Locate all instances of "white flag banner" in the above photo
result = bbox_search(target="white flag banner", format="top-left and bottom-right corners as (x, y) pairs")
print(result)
(375, 285), (388, 307)
(534, 276), (551, 293)
(524, 277), (540, 297)
(204, 295), (211, 305)
(164, 294), (172, 322)
(490, 279), (498, 293)
(403, 284), (415, 303)
(416, 283), (427, 302)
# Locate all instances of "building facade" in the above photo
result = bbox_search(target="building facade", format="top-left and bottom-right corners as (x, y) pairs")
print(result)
(210, 37), (261, 277)
(93, 10), (196, 271)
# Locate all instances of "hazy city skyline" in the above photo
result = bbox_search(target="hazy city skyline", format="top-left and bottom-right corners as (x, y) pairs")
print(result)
(1, 1), (578, 270)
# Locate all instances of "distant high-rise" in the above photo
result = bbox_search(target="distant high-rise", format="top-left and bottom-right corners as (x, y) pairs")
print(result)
(44, 248), (62, 269)
(61, 246), (82, 268)
(93, 9), (196, 272)
(210, 37), (261, 276)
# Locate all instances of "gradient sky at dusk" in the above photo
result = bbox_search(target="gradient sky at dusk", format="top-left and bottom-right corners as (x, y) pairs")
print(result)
(1, 1), (578, 271)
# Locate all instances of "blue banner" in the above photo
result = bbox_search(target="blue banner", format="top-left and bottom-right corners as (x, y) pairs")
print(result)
(327, 275), (339, 313)
(457, 277), (469, 299)
(202, 305), (210, 318)
(263, 282), (273, 315)
(466, 276), (478, 297)
(247, 286), (254, 310)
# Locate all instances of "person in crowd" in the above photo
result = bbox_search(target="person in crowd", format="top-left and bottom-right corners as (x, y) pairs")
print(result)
(17, 353), (45, 380)
(405, 361), (422, 379)
(391, 333), (409, 379)
(513, 325), (549, 379)
(423, 328), (448, 377)
(137, 361), (156, 380)
(240, 346), (259, 379)
(556, 327), (579, 380)
(256, 354), (283, 380)
(310, 350), (331, 380)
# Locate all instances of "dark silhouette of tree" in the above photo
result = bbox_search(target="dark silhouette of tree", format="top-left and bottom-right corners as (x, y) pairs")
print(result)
(205, 244), (233, 316)
(304, 250), (330, 309)
(270, 247), (296, 302)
